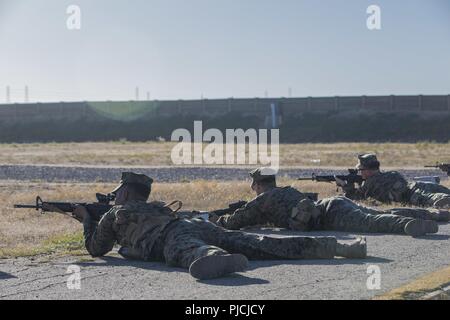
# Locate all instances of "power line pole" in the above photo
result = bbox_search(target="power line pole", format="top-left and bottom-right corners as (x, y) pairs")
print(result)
(135, 87), (140, 101)
(25, 85), (29, 103)
(146, 91), (150, 101)
(6, 86), (10, 103)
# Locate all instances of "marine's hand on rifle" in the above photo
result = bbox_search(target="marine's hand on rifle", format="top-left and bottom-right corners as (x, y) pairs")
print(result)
(72, 205), (89, 222)
(334, 176), (347, 188)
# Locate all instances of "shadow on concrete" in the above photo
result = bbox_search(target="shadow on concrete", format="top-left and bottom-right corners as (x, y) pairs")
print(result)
(197, 274), (270, 286)
(75, 254), (392, 287)
(243, 228), (359, 240)
(245, 227), (450, 240)
(414, 234), (450, 240)
(0, 271), (17, 280)
(246, 256), (392, 271)
(78, 256), (270, 287)
(77, 256), (182, 274)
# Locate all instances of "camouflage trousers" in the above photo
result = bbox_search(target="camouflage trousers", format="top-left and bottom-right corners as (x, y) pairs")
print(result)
(386, 208), (442, 220)
(150, 219), (337, 269)
(408, 182), (450, 209)
(316, 197), (414, 234)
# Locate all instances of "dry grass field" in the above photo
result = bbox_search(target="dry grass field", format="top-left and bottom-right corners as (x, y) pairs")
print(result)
(1, 141), (449, 259)
(0, 142), (449, 167)
(0, 180), (265, 258)
(1, 178), (449, 259)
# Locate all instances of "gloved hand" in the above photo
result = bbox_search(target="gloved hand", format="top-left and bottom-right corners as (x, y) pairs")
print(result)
(72, 204), (89, 222)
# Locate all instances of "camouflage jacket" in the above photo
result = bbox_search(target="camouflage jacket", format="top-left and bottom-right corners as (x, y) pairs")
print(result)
(343, 171), (410, 203)
(216, 186), (314, 230)
(83, 200), (178, 259)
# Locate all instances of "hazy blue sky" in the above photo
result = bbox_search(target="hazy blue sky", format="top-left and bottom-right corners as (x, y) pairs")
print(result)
(1, 0), (449, 102)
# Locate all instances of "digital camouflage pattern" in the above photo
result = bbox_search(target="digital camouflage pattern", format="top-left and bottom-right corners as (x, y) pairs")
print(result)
(216, 187), (315, 230)
(83, 199), (339, 269)
(111, 172), (153, 193)
(355, 154), (380, 170)
(151, 219), (337, 268)
(216, 186), (440, 233)
(83, 200), (176, 259)
(249, 167), (277, 182)
(342, 171), (409, 203)
(408, 181), (450, 208)
(315, 197), (414, 234)
(343, 171), (450, 208)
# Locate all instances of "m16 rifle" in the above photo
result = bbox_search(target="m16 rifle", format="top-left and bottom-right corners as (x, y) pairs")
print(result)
(297, 169), (364, 186)
(425, 163), (450, 176)
(209, 200), (248, 217)
(180, 200), (248, 221)
(14, 193), (116, 222)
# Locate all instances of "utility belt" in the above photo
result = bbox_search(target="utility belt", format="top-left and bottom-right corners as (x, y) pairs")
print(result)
(288, 198), (322, 231)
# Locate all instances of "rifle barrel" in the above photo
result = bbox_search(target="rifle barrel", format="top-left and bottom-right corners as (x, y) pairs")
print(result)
(14, 204), (38, 209)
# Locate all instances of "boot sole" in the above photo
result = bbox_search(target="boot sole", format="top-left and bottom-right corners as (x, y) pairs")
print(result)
(405, 220), (438, 237)
(436, 211), (450, 222)
(351, 237), (367, 259)
(189, 254), (249, 280)
(340, 237), (367, 259)
(425, 220), (439, 233)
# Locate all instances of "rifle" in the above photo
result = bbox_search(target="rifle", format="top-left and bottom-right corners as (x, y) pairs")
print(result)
(298, 169), (364, 186)
(14, 193), (115, 222)
(210, 200), (248, 217)
(203, 193), (319, 218)
(177, 200), (247, 221)
(425, 163), (450, 176)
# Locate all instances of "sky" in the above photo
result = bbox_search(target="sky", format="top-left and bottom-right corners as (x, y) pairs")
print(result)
(0, 0), (449, 103)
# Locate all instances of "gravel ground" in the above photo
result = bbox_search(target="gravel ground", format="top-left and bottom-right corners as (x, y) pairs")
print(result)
(0, 165), (447, 183)
(0, 164), (449, 300)
(0, 225), (449, 300)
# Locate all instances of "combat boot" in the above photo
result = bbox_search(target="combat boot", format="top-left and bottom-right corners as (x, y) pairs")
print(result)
(404, 220), (438, 237)
(433, 210), (450, 222)
(189, 254), (249, 280)
(335, 237), (367, 259)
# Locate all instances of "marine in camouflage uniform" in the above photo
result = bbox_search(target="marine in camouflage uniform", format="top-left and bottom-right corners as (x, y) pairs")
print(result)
(215, 168), (439, 237)
(78, 172), (368, 281)
(339, 154), (450, 212)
